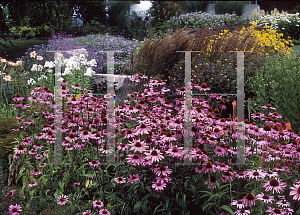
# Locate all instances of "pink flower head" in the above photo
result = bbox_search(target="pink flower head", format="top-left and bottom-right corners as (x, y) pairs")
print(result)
(263, 178), (286, 194)
(30, 168), (41, 176)
(28, 182), (38, 187)
(82, 210), (92, 215)
(99, 209), (111, 215)
(57, 194), (68, 205)
(93, 200), (104, 209)
(8, 204), (22, 215)
(7, 190), (14, 198)
(289, 183), (300, 201)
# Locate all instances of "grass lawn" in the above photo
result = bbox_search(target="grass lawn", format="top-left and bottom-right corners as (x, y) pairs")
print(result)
(0, 39), (49, 62)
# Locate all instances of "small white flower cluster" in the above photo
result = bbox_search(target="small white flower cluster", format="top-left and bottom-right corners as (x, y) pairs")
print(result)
(250, 8), (300, 31)
(27, 78), (36, 86)
(31, 64), (44, 72)
(167, 11), (240, 28)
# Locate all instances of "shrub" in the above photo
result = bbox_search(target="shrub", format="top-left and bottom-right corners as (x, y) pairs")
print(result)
(146, 1), (182, 37)
(250, 8), (300, 40)
(248, 53), (300, 134)
(106, 1), (131, 33)
(165, 11), (249, 35)
(181, 1), (210, 13)
(0, 116), (20, 179)
(214, 1), (247, 17)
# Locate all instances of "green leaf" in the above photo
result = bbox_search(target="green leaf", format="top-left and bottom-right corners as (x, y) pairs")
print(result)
(76, 163), (89, 172)
(134, 200), (142, 213)
(203, 202), (215, 212)
(64, 170), (70, 186)
(219, 205), (234, 215)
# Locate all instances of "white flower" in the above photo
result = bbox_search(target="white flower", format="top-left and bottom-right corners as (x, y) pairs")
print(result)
(37, 74), (48, 81)
(31, 64), (43, 72)
(44, 61), (55, 68)
(62, 68), (72, 76)
(46, 69), (53, 73)
(27, 78), (36, 85)
(84, 67), (95, 77)
(87, 59), (97, 67)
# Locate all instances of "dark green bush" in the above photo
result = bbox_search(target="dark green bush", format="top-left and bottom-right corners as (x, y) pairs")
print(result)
(214, 1), (246, 16)
(106, 1), (131, 33)
(248, 53), (300, 134)
(182, 1), (210, 13)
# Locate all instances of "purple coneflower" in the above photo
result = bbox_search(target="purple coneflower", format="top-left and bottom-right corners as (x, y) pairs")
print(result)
(263, 178), (286, 194)
(152, 181), (166, 191)
(153, 165), (172, 176)
(82, 210), (92, 215)
(242, 193), (257, 207)
(128, 174), (140, 183)
(114, 176), (126, 184)
(126, 154), (144, 166)
(234, 209), (251, 215)
(8, 204), (22, 215)
(57, 194), (68, 205)
(289, 183), (300, 201)
(99, 209), (111, 215)
(14, 144), (27, 154)
(89, 160), (100, 167)
(30, 168), (42, 176)
(145, 148), (164, 163)
(256, 193), (274, 204)
(7, 190), (14, 198)
(28, 182), (38, 187)
(93, 200), (104, 209)
(265, 206), (286, 215)
(230, 200), (245, 209)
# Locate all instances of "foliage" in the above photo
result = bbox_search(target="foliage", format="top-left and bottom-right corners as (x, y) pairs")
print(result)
(0, 117), (20, 178)
(250, 8), (300, 40)
(123, 11), (150, 41)
(181, 1), (210, 14)
(146, 1), (182, 38)
(164, 11), (248, 36)
(106, 1), (131, 33)
(248, 53), (300, 134)
(214, 1), (247, 17)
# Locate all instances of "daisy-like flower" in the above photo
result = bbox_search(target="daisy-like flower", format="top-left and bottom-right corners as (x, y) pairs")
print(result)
(289, 183), (300, 201)
(89, 160), (100, 167)
(203, 161), (217, 173)
(242, 193), (257, 207)
(263, 178), (287, 194)
(128, 174), (140, 183)
(153, 165), (172, 176)
(39, 163), (46, 168)
(30, 168), (42, 176)
(234, 209), (251, 215)
(13, 93), (25, 101)
(276, 199), (290, 208)
(73, 182), (80, 187)
(166, 145), (184, 159)
(57, 194), (68, 205)
(248, 170), (266, 181)
(114, 176), (126, 184)
(82, 210), (92, 215)
(8, 204), (22, 215)
(28, 182), (38, 187)
(145, 148), (164, 163)
(14, 144), (27, 154)
(93, 200), (104, 209)
(256, 193), (274, 204)
(7, 190), (14, 198)
(99, 209), (111, 215)
(230, 200), (245, 209)
(265, 206), (286, 215)
(36, 55), (43, 60)
(152, 181), (166, 191)
(129, 140), (147, 153)
(126, 154), (144, 166)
